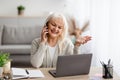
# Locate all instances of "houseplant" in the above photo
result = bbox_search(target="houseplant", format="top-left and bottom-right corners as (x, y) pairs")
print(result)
(0, 52), (11, 75)
(17, 5), (25, 15)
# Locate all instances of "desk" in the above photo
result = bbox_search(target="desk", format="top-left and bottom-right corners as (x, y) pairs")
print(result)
(20, 67), (120, 80)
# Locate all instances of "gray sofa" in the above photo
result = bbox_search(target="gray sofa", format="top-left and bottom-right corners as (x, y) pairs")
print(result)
(0, 24), (43, 67)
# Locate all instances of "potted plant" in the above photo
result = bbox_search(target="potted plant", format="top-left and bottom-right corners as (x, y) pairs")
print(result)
(17, 5), (25, 15)
(0, 52), (11, 75)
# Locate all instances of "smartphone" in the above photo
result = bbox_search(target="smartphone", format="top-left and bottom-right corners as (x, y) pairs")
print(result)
(45, 23), (49, 37)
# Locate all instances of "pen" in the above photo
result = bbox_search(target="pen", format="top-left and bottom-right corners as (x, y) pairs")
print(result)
(26, 69), (29, 74)
(100, 61), (103, 66)
(108, 59), (111, 65)
(100, 61), (106, 66)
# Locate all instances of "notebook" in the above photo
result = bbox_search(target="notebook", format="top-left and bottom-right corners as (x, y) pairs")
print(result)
(49, 53), (92, 77)
(12, 68), (44, 79)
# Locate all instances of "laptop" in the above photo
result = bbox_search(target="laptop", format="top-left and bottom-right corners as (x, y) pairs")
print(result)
(49, 53), (92, 77)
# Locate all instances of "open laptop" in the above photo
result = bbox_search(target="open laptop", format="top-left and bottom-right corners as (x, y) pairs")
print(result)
(49, 53), (92, 77)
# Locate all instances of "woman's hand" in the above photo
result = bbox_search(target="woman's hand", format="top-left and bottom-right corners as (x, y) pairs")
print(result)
(74, 36), (91, 47)
(40, 26), (48, 43)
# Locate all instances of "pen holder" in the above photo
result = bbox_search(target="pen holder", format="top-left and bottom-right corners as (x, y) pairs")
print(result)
(102, 65), (113, 79)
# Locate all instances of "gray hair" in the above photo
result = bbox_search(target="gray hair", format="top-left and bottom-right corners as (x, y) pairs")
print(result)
(44, 12), (68, 42)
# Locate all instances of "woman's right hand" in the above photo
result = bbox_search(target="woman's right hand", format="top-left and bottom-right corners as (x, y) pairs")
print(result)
(40, 26), (48, 43)
(74, 36), (91, 47)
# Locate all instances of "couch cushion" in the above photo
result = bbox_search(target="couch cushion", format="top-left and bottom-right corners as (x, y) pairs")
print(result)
(0, 45), (31, 54)
(2, 25), (42, 44)
(0, 25), (3, 45)
(10, 54), (32, 67)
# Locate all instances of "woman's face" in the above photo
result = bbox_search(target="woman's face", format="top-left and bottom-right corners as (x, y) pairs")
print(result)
(47, 17), (64, 38)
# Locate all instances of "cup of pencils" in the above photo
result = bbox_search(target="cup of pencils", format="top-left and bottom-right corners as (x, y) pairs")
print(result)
(100, 59), (113, 79)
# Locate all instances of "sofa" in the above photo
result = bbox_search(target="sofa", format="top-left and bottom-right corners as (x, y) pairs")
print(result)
(0, 17), (46, 67)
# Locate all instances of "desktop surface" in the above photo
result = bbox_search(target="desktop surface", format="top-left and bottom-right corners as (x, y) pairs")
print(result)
(15, 67), (120, 80)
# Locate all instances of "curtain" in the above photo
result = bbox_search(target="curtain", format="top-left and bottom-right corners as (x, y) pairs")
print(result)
(66, 0), (120, 76)
(90, 0), (120, 76)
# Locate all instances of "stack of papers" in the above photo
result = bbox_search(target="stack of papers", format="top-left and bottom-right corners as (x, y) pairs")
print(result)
(12, 68), (44, 79)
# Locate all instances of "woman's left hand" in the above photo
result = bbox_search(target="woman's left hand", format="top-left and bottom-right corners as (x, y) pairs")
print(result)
(74, 36), (91, 47)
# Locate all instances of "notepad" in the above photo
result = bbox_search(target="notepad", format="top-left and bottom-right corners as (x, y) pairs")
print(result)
(12, 68), (44, 79)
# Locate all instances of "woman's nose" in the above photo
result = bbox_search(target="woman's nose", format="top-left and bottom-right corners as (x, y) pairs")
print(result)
(54, 26), (59, 31)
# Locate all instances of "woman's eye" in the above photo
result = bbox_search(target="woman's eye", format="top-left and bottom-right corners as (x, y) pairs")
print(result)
(51, 23), (56, 26)
(58, 27), (61, 29)
(59, 26), (63, 29)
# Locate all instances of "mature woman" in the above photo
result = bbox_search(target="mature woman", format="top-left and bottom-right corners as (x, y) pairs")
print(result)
(30, 13), (91, 68)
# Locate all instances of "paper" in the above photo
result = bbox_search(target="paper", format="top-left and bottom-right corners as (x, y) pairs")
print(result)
(89, 76), (101, 80)
(28, 69), (44, 78)
(12, 68), (44, 79)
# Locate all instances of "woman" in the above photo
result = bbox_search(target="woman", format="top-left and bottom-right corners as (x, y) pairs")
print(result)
(31, 13), (91, 68)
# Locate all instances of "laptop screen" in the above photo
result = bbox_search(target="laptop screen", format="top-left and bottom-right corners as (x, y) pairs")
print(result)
(55, 54), (92, 77)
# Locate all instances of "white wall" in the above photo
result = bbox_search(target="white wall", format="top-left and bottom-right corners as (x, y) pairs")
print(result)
(0, 0), (67, 16)
(0, 0), (89, 17)
(0, 0), (89, 22)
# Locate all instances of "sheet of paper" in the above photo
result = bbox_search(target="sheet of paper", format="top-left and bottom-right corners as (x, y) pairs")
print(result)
(12, 68), (28, 76)
(28, 69), (44, 78)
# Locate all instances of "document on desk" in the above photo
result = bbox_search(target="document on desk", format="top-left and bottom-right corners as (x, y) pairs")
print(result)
(12, 68), (44, 79)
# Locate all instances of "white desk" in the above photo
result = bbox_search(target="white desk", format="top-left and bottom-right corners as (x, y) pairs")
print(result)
(20, 67), (120, 80)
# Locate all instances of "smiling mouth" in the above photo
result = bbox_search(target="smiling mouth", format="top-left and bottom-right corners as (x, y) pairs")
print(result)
(51, 30), (59, 34)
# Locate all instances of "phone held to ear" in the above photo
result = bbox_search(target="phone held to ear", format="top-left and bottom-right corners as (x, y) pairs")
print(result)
(45, 25), (49, 37)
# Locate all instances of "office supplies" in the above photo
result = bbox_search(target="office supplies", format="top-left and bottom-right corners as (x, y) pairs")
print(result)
(100, 60), (113, 79)
(12, 68), (44, 79)
(49, 54), (92, 77)
(25, 69), (29, 74)
(108, 59), (111, 66)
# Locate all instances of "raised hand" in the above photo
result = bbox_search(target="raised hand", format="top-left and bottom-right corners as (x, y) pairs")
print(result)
(74, 36), (91, 47)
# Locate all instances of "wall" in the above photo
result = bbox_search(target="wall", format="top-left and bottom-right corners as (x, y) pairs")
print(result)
(0, 0), (90, 24)
(0, 0), (67, 16)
